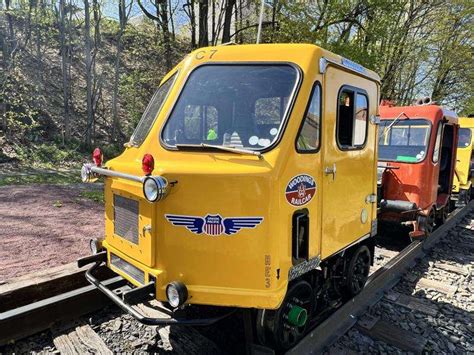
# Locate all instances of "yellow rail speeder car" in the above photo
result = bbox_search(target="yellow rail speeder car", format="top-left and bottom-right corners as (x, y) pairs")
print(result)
(452, 117), (474, 206)
(78, 44), (380, 350)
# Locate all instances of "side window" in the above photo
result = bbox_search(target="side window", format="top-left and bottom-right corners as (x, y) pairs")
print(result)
(184, 105), (218, 141)
(297, 84), (321, 152)
(354, 94), (368, 145)
(337, 87), (368, 149)
(432, 123), (443, 163)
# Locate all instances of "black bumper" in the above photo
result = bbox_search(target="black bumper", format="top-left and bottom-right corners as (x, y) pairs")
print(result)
(77, 252), (235, 326)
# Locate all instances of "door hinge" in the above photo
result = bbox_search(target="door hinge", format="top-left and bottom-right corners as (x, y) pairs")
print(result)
(370, 115), (380, 125)
(366, 194), (377, 204)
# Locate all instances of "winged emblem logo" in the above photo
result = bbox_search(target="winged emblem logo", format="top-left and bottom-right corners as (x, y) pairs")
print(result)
(165, 213), (263, 236)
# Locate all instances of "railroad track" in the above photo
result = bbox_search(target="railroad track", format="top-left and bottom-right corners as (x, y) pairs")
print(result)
(1, 203), (472, 354)
(288, 203), (473, 354)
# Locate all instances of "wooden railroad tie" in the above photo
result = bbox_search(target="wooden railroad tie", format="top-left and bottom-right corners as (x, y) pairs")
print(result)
(357, 315), (427, 354)
(53, 324), (112, 355)
(433, 262), (470, 276)
(416, 278), (457, 297)
(384, 291), (438, 317)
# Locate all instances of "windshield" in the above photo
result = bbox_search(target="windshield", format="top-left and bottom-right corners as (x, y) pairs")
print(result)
(379, 119), (431, 163)
(161, 65), (299, 150)
(458, 128), (472, 148)
(130, 73), (176, 146)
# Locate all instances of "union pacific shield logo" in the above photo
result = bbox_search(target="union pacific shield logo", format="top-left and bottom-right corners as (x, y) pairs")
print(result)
(285, 174), (316, 207)
(204, 214), (224, 236)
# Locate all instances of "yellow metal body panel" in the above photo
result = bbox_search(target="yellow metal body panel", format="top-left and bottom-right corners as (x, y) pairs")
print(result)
(320, 67), (378, 259)
(453, 117), (474, 193)
(101, 44), (380, 309)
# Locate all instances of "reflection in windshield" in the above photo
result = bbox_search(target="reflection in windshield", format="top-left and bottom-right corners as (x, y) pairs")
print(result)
(458, 128), (472, 148)
(379, 119), (431, 163)
(161, 65), (299, 150)
(130, 73), (176, 146)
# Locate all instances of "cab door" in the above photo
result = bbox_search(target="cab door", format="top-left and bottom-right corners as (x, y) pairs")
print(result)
(320, 66), (378, 259)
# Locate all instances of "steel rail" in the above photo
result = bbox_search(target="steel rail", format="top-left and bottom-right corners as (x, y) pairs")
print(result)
(287, 202), (473, 354)
(0, 276), (126, 346)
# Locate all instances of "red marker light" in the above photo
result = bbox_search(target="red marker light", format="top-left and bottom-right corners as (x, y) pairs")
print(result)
(92, 148), (103, 167)
(142, 154), (155, 175)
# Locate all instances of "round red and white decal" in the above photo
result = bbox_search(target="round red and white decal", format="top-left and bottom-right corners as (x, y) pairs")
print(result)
(285, 174), (316, 207)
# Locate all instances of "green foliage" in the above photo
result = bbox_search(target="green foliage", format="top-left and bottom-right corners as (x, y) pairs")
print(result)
(1, 69), (40, 138)
(12, 142), (84, 169)
(0, 168), (82, 187)
(101, 144), (123, 161)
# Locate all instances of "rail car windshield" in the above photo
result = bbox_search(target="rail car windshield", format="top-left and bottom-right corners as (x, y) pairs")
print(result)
(458, 128), (472, 148)
(378, 119), (431, 163)
(130, 73), (176, 146)
(161, 64), (299, 151)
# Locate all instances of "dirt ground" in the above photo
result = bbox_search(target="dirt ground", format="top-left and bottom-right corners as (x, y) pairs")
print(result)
(0, 184), (104, 281)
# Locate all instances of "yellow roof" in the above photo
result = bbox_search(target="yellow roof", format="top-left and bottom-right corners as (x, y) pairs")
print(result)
(458, 117), (474, 128)
(174, 43), (380, 84)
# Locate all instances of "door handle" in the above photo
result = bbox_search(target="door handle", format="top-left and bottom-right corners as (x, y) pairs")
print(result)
(324, 163), (336, 180)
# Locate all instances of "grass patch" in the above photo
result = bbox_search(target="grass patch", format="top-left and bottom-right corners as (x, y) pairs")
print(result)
(79, 190), (104, 203)
(0, 170), (82, 187)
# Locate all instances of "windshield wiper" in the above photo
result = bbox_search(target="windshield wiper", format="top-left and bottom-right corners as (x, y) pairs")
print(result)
(175, 143), (262, 159)
(379, 112), (410, 143)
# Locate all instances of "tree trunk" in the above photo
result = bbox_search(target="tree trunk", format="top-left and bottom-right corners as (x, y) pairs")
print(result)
(190, 0), (196, 48)
(112, 0), (129, 144)
(0, 11), (8, 134)
(211, 0), (216, 45)
(198, 0), (209, 47)
(159, 0), (172, 69)
(59, 0), (71, 141)
(84, 0), (94, 147)
(169, 0), (175, 41)
(222, 0), (235, 43)
(35, 0), (43, 97)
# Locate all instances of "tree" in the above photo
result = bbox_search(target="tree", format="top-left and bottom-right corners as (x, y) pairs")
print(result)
(57, 0), (72, 141)
(137, 0), (173, 69)
(198, 0), (209, 46)
(221, 0), (235, 43)
(84, 0), (94, 146)
(112, 0), (133, 144)
(429, 1), (473, 110)
(183, 0), (197, 48)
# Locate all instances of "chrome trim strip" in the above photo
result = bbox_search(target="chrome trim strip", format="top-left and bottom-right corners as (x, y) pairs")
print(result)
(319, 57), (380, 83)
(90, 165), (144, 183)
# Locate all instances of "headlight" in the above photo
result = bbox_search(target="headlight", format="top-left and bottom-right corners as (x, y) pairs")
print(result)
(81, 164), (92, 182)
(81, 163), (98, 183)
(166, 281), (188, 308)
(143, 176), (169, 202)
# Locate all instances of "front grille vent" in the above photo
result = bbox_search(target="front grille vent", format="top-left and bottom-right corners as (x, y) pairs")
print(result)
(114, 194), (139, 244)
(111, 253), (145, 285)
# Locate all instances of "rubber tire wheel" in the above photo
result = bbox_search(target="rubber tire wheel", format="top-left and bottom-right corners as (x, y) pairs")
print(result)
(344, 245), (371, 298)
(256, 280), (313, 351)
